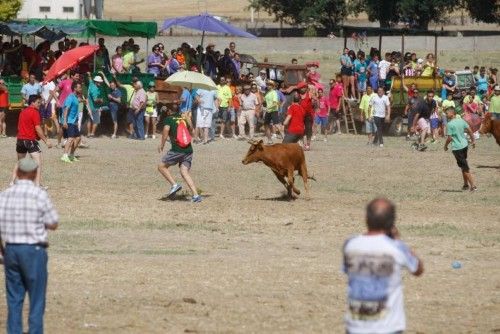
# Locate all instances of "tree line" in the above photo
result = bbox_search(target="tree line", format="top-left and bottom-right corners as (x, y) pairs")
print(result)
(248, 0), (500, 31)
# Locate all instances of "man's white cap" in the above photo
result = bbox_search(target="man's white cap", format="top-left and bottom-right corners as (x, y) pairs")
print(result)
(417, 58), (424, 64)
(93, 75), (103, 83)
(494, 85), (500, 91)
(259, 70), (266, 74)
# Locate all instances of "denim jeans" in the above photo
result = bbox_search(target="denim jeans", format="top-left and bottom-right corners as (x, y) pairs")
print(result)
(4, 244), (48, 334)
(132, 110), (145, 140)
(373, 116), (385, 145)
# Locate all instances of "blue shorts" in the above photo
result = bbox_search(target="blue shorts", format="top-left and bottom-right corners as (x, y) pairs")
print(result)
(315, 115), (328, 127)
(64, 123), (80, 138)
(365, 120), (377, 133)
(430, 118), (440, 129)
(109, 105), (119, 123)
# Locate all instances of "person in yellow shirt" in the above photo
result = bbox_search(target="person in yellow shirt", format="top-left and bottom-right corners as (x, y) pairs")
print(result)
(216, 77), (234, 139)
(489, 85), (500, 120)
(421, 53), (436, 77)
(359, 86), (377, 145)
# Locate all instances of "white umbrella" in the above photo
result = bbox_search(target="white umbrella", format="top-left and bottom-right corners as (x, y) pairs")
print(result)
(165, 70), (217, 91)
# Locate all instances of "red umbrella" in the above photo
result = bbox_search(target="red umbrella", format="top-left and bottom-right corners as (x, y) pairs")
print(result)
(44, 45), (99, 83)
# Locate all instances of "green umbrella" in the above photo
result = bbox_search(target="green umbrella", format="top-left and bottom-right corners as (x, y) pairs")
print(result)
(165, 70), (217, 91)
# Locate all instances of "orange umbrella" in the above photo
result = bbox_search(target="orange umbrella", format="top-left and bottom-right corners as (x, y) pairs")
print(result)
(44, 45), (99, 83)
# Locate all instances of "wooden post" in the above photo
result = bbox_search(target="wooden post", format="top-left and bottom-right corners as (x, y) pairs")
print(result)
(378, 35), (382, 54)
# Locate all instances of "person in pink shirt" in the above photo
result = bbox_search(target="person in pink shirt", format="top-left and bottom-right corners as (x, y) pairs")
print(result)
(314, 88), (330, 141)
(329, 74), (344, 134)
(56, 71), (79, 146)
(111, 46), (124, 74)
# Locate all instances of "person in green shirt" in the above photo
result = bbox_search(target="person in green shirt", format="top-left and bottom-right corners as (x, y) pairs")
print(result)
(264, 81), (280, 144)
(489, 86), (500, 120)
(216, 77), (233, 139)
(444, 107), (477, 191)
(158, 103), (201, 203)
(359, 86), (377, 145)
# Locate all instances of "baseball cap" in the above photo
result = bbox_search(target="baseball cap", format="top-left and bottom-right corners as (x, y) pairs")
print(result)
(494, 85), (500, 91)
(93, 75), (103, 83)
(18, 157), (38, 172)
(417, 58), (424, 64)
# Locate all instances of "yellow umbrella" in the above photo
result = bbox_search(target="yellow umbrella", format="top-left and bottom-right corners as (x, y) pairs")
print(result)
(165, 70), (217, 91)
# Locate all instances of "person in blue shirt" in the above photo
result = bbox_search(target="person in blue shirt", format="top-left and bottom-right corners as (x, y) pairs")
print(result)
(21, 74), (42, 106)
(354, 51), (369, 100)
(441, 70), (456, 100)
(367, 54), (379, 90)
(61, 82), (83, 163)
(107, 80), (122, 139)
(475, 67), (489, 98)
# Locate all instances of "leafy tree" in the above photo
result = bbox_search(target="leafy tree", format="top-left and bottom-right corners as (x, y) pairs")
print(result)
(249, 0), (347, 30)
(349, 0), (399, 28)
(398, 0), (456, 30)
(0, 0), (22, 21)
(463, 0), (500, 24)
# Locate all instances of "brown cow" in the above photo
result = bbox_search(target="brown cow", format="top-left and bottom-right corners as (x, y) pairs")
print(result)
(479, 113), (500, 146)
(242, 139), (314, 199)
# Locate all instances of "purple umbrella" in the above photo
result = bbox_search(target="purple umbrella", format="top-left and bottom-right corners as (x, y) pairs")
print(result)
(162, 12), (256, 48)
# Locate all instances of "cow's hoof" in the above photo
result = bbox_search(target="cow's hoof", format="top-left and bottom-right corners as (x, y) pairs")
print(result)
(293, 188), (301, 195)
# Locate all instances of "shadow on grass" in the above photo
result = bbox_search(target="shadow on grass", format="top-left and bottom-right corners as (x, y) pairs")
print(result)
(252, 193), (294, 201)
(158, 194), (212, 202)
(476, 165), (500, 170)
(440, 189), (463, 193)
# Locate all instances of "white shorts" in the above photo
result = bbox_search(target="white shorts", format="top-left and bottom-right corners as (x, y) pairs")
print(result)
(196, 107), (213, 128)
(417, 118), (430, 131)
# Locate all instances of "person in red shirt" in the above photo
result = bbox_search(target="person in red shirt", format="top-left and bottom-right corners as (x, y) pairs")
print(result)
(297, 81), (314, 150)
(314, 88), (330, 142)
(283, 93), (305, 143)
(329, 74), (344, 134)
(0, 78), (9, 137)
(10, 95), (52, 187)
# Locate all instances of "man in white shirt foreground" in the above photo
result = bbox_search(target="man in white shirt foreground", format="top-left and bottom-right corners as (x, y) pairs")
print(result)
(343, 198), (423, 334)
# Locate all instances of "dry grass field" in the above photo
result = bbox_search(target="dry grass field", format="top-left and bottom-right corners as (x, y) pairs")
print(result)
(0, 131), (499, 333)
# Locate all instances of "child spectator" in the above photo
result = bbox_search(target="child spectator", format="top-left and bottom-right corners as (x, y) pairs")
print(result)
(354, 51), (368, 100)
(314, 88), (329, 142)
(359, 86), (376, 145)
(145, 82), (159, 139)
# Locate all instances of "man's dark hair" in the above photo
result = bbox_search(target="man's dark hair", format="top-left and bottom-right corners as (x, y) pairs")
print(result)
(366, 198), (396, 231)
(28, 94), (42, 105)
(71, 81), (80, 91)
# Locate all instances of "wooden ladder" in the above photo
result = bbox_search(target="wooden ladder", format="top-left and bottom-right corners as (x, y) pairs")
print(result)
(342, 99), (358, 135)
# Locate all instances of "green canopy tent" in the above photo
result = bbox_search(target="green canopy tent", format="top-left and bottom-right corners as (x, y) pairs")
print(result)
(27, 19), (157, 38)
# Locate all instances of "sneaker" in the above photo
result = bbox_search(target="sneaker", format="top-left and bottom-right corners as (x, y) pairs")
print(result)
(152, 135), (156, 139)
(0, 134), (6, 138)
(311, 135), (317, 141)
(40, 185), (49, 191)
(166, 184), (182, 199)
(60, 155), (72, 163)
(220, 134), (226, 139)
(192, 195), (202, 203)
(379, 144), (384, 148)
(470, 186), (477, 192)
(111, 134), (117, 139)
(462, 184), (469, 191)
(232, 134), (238, 140)
(267, 140), (274, 145)
(323, 138), (327, 142)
